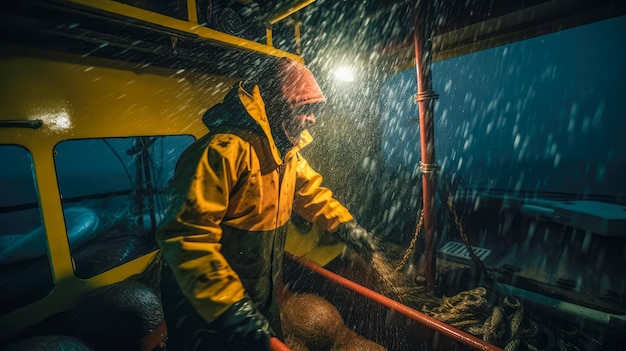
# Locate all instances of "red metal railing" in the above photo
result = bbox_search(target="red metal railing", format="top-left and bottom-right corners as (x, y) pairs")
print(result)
(271, 337), (292, 351)
(285, 252), (503, 351)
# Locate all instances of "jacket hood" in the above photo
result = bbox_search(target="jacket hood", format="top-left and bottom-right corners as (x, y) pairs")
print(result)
(202, 82), (312, 165)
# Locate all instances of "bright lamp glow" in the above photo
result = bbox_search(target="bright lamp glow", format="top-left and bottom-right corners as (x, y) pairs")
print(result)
(333, 66), (355, 82)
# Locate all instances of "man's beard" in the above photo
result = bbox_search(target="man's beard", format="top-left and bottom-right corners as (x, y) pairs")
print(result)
(281, 119), (304, 146)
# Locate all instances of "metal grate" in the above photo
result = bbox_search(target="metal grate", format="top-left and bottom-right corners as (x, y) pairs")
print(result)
(439, 241), (491, 261)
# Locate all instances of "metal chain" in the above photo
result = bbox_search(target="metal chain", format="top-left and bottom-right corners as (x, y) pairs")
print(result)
(396, 209), (424, 272)
(394, 176), (488, 276)
(445, 195), (488, 273)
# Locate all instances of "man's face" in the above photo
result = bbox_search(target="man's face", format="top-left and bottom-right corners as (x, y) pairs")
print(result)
(281, 104), (320, 145)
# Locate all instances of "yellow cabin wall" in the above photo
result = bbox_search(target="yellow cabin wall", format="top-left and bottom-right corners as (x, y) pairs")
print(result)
(0, 51), (235, 141)
(0, 50), (237, 336)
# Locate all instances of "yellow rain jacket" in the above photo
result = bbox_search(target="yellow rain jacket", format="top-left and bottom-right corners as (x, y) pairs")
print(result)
(156, 83), (353, 326)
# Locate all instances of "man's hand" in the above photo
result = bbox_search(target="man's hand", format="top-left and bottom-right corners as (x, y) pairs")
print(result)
(335, 221), (378, 261)
(212, 294), (274, 350)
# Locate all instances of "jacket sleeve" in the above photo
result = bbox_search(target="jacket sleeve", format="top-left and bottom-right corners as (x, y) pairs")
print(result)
(155, 134), (251, 323)
(292, 153), (354, 232)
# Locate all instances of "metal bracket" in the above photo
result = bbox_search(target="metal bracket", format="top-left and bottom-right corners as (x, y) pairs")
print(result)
(0, 120), (43, 129)
(414, 90), (439, 102)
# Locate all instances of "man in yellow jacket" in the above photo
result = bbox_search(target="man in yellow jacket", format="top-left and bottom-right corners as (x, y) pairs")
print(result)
(156, 58), (377, 350)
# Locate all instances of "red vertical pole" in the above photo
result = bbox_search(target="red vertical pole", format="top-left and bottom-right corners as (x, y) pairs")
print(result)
(413, 0), (439, 293)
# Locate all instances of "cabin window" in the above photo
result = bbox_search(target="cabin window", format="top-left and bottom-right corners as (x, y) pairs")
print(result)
(0, 145), (53, 314)
(53, 135), (194, 279)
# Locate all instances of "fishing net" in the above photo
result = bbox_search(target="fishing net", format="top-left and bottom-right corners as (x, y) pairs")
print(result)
(337, 250), (543, 350)
(418, 287), (540, 351)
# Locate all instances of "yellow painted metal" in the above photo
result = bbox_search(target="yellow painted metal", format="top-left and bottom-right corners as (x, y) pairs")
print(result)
(63, 0), (303, 62)
(294, 21), (302, 55)
(302, 242), (345, 266)
(266, 26), (274, 47)
(187, 0), (199, 23)
(267, 0), (316, 25)
(0, 48), (237, 337)
(285, 223), (345, 267)
(0, 50), (235, 138)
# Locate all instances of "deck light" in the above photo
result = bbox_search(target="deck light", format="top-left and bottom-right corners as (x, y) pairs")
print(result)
(332, 66), (355, 82)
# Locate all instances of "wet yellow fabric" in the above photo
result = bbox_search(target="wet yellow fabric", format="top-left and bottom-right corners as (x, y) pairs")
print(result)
(156, 83), (352, 323)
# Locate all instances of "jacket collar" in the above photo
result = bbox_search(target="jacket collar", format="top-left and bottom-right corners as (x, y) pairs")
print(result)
(205, 82), (312, 166)
(238, 83), (313, 164)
